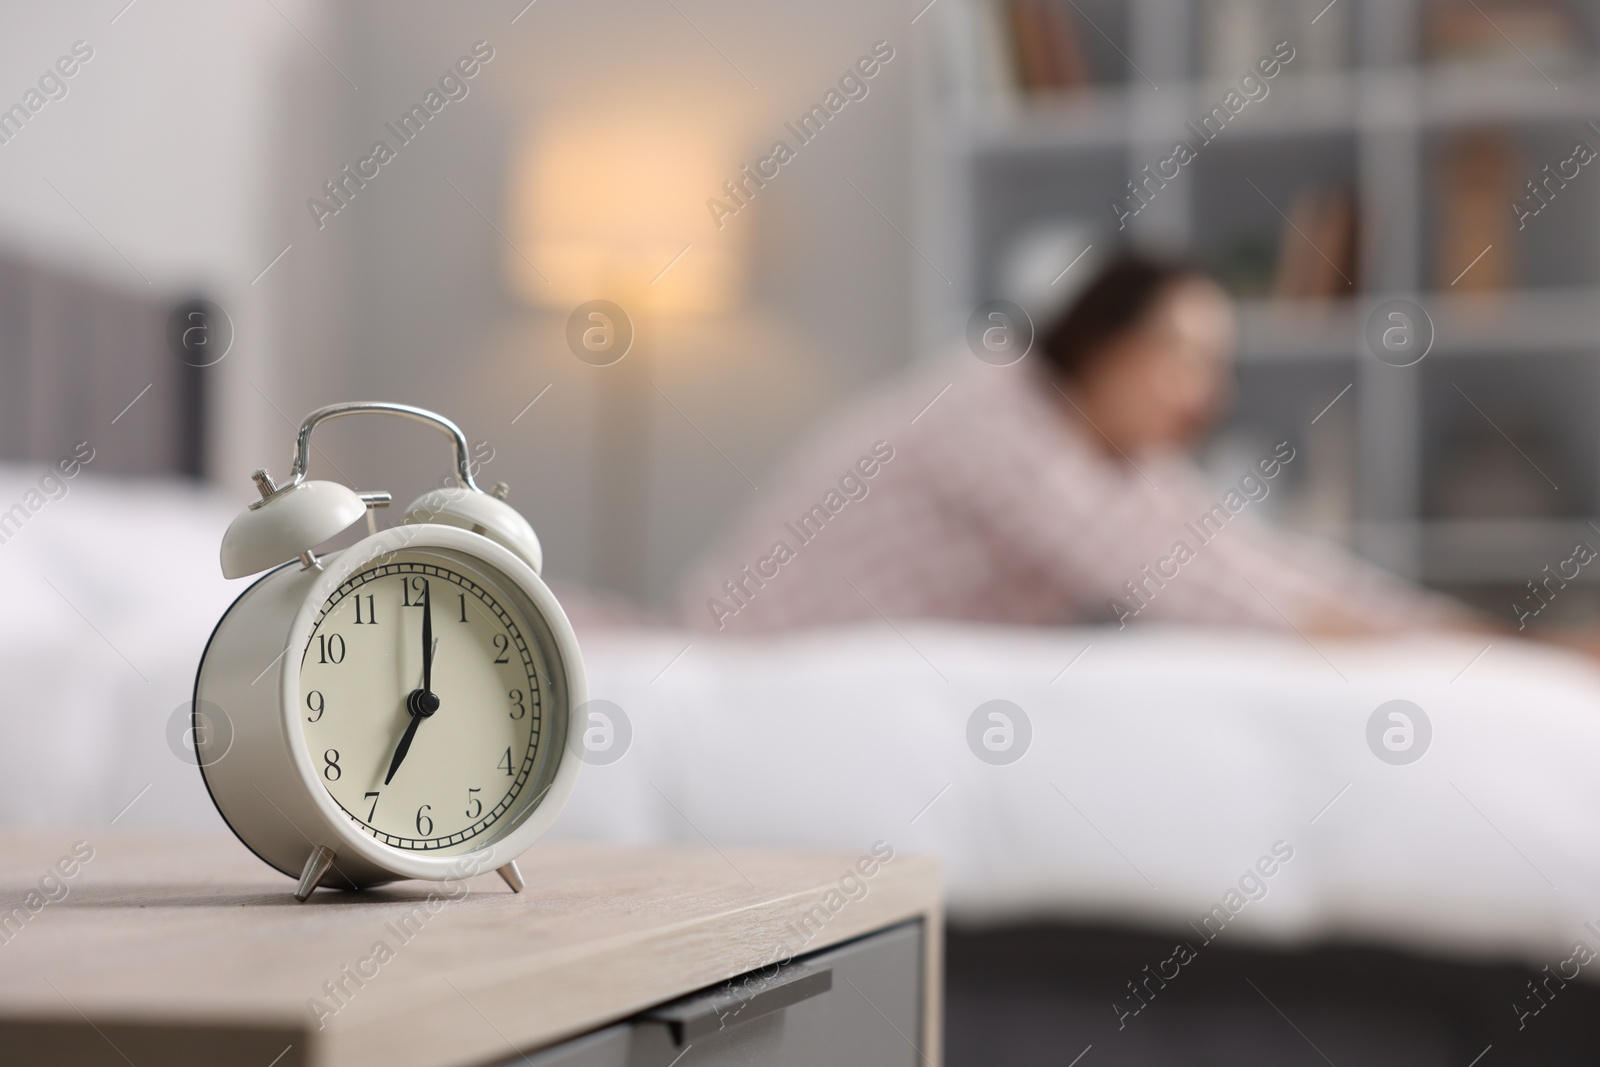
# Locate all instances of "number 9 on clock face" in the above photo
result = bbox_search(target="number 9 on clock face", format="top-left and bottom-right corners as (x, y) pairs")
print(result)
(300, 550), (554, 854)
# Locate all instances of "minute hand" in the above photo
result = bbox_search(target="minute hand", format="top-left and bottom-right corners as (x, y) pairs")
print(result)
(421, 578), (434, 695)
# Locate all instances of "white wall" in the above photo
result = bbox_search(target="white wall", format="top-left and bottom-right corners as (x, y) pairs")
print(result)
(0, 0), (923, 609)
(0, 0), (322, 491)
(270, 0), (920, 609)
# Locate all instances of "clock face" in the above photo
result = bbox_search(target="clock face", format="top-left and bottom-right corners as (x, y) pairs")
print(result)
(299, 549), (562, 854)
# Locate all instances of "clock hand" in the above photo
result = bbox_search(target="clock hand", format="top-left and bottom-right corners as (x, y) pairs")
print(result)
(385, 632), (441, 787)
(421, 578), (434, 697)
(383, 711), (424, 786)
(419, 636), (438, 687)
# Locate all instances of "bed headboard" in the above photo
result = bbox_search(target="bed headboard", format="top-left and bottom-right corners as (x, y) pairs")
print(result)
(0, 250), (206, 478)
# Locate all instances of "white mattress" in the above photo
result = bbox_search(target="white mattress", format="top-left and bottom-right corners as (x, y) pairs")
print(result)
(560, 624), (1600, 973)
(3, 466), (1598, 974)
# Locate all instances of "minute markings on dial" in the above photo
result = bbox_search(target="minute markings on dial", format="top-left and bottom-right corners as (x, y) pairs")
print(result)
(301, 560), (543, 850)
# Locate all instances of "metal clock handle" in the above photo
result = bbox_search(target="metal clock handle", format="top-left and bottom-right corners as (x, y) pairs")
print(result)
(286, 402), (482, 494)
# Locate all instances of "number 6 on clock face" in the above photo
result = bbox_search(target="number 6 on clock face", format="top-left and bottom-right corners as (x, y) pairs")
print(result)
(299, 553), (547, 853)
(196, 524), (583, 896)
(193, 403), (582, 900)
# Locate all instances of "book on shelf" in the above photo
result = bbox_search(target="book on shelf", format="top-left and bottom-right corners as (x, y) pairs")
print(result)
(1434, 130), (1519, 292)
(1005, 0), (1089, 95)
(936, 0), (1362, 115)
(933, 0), (1093, 109)
(933, 0), (1024, 113)
(1424, 0), (1589, 73)
(1270, 186), (1359, 300)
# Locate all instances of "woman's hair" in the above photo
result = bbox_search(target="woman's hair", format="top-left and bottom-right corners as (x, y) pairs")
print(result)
(1038, 252), (1208, 380)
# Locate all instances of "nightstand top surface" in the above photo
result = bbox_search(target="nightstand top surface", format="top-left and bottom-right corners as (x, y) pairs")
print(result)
(0, 831), (939, 1067)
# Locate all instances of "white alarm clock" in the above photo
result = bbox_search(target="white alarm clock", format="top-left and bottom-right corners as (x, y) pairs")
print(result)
(194, 402), (585, 901)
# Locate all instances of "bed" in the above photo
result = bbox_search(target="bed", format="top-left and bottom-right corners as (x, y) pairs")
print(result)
(3, 465), (1599, 1064)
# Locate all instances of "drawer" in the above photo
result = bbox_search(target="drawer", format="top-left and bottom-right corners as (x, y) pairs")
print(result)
(508, 922), (923, 1066)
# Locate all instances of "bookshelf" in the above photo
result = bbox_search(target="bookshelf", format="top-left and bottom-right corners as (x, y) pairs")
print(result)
(915, 0), (1600, 619)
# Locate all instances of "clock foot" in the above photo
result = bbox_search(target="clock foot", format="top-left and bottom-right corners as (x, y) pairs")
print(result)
(295, 845), (338, 902)
(496, 861), (525, 894)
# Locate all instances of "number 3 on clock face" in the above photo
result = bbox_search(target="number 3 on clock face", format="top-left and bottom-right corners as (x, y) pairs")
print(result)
(195, 404), (584, 898)
(299, 552), (547, 854)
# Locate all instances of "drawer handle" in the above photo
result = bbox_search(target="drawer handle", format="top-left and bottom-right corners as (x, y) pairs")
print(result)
(643, 961), (833, 1043)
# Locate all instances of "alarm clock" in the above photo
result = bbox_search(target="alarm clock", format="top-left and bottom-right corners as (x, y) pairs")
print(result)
(193, 402), (585, 901)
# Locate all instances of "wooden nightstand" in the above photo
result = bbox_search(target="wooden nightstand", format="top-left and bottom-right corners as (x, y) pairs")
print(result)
(0, 832), (941, 1066)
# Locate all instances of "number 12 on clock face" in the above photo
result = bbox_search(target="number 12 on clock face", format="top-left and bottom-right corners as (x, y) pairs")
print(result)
(195, 402), (585, 899)
(299, 554), (548, 854)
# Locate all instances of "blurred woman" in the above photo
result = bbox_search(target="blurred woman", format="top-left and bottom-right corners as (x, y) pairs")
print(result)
(679, 253), (1468, 636)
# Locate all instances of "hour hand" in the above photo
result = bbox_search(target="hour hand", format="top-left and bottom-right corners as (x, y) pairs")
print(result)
(385, 637), (440, 786)
(383, 712), (423, 786)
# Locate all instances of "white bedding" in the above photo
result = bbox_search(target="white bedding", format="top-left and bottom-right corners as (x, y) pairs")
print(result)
(4, 466), (1600, 974)
(560, 625), (1600, 972)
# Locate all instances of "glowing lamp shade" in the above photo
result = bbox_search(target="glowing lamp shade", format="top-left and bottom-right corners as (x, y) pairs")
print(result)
(506, 117), (743, 317)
